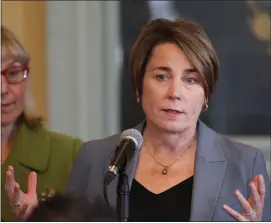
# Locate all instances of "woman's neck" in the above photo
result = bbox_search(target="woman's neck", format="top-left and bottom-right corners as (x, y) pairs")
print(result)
(143, 121), (197, 156)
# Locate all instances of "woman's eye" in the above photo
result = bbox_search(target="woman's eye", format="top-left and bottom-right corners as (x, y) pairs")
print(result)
(155, 74), (167, 81)
(7, 69), (21, 77)
(185, 78), (196, 84)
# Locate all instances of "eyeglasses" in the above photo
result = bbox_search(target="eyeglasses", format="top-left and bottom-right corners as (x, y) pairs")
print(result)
(1, 66), (29, 84)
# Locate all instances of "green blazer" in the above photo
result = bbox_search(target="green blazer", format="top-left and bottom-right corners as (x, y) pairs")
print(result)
(1, 122), (83, 221)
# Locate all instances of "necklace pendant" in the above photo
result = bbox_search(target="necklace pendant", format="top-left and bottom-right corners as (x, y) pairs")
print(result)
(162, 168), (168, 175)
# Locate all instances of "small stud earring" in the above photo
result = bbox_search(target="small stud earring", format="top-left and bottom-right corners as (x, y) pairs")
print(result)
(136, 91), (140, 103)
(202, 100), (208, 111)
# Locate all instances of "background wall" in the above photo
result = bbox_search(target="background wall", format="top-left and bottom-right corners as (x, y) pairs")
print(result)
(2, 1), (47, 119)
(46, 1), (121, 141)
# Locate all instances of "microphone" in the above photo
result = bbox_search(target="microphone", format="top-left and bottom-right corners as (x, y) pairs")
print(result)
(104, 129), (143, 186)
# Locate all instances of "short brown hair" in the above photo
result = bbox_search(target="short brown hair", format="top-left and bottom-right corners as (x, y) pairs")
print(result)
(1, 25), (43, 128)
(129, 18), (220, 101)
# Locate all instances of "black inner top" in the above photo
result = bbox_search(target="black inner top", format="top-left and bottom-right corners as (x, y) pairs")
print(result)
(128, 176), (194, 222)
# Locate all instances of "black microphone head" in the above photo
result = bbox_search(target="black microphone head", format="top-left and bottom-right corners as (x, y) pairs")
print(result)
(104, 129), (143, 187)
(120, 129), (143, 151)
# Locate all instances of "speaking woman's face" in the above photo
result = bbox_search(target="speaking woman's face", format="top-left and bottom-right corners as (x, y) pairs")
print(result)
(141, 43), (205, 133)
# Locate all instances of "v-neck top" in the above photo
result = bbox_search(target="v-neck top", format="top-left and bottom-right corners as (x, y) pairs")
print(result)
(128, 176), (194, 222)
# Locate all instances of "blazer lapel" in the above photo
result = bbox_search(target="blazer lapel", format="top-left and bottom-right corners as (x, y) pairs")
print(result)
(105, 120), (227, 220)
(190, 121), (227, 221)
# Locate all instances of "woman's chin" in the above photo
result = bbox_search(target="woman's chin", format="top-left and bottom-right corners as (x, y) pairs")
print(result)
(1, 114), (17, 127)
(155, 120), (189, 133)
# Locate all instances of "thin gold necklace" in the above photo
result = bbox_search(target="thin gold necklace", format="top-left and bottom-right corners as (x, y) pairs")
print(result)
(146, 134), (196, 175)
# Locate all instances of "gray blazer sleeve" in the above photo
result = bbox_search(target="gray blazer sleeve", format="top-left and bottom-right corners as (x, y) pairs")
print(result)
(66, 135), (118, 201)
(66, 143), (91, 197)
(252, 149), (271, 221)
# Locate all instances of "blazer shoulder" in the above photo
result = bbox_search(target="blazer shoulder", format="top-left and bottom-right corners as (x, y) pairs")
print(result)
(219, 134), (260, 164)
(74, 133), (120, 167)
(44, 129), (84, 172)
(21, 123), (83, 152)
(14, 123), (84, 173)
(82, 133), (119, 156)
(41, 128), (83, 164)
(45, 129), (83, 149)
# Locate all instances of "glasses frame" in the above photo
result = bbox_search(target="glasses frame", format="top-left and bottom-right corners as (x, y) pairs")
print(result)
(1, 66), (30, 84)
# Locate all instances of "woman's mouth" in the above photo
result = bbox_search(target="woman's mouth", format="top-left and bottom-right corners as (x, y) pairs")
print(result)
(162, 109), (183, 116)
(1, 102), (16, 113)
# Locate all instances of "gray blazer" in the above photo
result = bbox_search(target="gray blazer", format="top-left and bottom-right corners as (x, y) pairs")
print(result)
(67, 121), (271, 221)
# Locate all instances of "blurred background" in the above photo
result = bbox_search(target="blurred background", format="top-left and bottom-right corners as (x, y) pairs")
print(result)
(2, 0), (270, 177)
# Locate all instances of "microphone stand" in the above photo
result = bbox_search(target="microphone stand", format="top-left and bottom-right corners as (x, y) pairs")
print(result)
(104, 142), (135, 222)
(116, 171), (130, 222)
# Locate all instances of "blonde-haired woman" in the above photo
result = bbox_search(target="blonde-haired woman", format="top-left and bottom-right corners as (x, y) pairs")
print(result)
(1, 26), (83, 221)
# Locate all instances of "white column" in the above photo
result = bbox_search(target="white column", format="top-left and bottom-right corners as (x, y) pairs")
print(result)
(102, 1), (122, 137)
(46, 1), (121, 141)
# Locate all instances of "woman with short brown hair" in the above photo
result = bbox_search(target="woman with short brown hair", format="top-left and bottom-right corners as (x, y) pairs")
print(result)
(67, 18), (270, 222)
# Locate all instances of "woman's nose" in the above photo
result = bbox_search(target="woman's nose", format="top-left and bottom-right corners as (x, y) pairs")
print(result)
(167, 78), (182, 100)
(1, 76), (9, 95)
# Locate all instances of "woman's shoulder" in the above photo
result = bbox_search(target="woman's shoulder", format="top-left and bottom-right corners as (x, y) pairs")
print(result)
(79, 122), (144, 156)
(46, 128), (83, 146)
(199, 121), (261, 161)
(220, 134), (258, 152)
(79, 133), (120, 158)
(19, 122), (83, 154)
(41, 127), (83, 152)
(218, 133), (263, 163)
